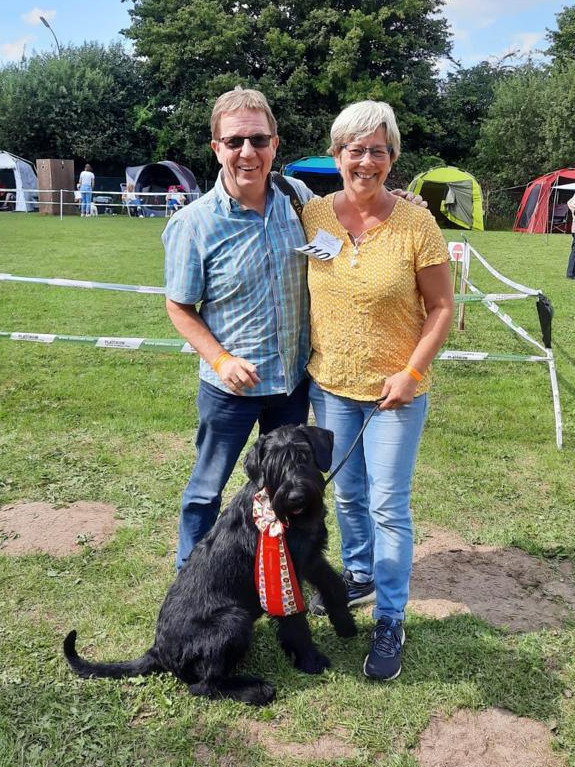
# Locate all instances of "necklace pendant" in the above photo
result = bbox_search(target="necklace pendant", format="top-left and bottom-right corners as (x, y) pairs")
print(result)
(350, 256), (359, 268)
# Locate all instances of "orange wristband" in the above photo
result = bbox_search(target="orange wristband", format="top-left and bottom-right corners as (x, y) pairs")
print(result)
(404, 364), (423, 382)
(212, 351), (232, 373)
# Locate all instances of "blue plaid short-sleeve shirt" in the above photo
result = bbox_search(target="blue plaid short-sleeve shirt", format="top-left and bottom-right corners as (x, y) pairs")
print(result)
(163, 172), (314, 395)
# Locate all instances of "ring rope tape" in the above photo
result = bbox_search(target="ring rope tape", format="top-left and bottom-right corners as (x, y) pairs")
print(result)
(1, 331), (551, 363)
(0, 272), (534, 304)
(0, 332), (196, 353)
(0, 273), (165, 294)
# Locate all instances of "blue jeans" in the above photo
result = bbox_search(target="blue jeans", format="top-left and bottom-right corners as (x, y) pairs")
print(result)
(310, 380), (428, 621)
(567, 234), (575, 278)
(176, 378), (310, 570)
(80, 185), (92, 215)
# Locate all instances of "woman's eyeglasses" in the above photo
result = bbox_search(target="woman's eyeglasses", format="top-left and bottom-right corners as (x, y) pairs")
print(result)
(217, 134), (273, 150)
(340, 144), (393, 160)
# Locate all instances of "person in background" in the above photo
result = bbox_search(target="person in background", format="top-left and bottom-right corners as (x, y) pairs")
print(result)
(78, 163), (95, 217)
(566, 192), (575, 279)
(166, 185), (186, 216)
(123, 183), (144, 218)
(303, 100), (454, 682)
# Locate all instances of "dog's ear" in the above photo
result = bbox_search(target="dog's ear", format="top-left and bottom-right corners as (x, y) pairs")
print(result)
(298, 426), (333, 473)
(244, 434), (267, 486)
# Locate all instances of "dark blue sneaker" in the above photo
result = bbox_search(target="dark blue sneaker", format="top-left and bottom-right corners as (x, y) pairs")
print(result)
(309, 569), (375, 616)
(363, 617), (405, 681)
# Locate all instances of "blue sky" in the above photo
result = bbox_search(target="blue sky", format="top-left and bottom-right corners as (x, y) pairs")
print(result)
(0, 1), (569, 70)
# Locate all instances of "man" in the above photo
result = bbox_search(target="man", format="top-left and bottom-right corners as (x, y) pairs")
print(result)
(163, 88), (313, 570)
(163, 87), (420, 570)
(567, 192), (575, 279)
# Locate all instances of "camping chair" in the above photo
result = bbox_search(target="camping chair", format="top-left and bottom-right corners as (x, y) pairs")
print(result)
(551, 203), (569, 233)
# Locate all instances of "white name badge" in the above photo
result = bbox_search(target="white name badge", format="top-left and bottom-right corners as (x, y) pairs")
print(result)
(295, 229), (344, 261)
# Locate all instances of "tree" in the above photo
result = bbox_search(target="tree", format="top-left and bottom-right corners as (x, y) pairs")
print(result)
(0, 43), (151, 172)
(473, 65), (548, 188)
(123, 0), (451, 179)
(546, 4), (575, 63)
(435, 61), (508, 166)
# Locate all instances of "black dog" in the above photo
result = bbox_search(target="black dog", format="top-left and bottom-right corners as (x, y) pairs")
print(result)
(64, 424), (357, 705)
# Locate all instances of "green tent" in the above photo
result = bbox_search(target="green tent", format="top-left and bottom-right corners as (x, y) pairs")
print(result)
(408, 166), (484, 230)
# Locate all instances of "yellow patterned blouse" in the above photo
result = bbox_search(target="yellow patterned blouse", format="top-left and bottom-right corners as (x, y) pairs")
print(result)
(302, 194), (449, 401)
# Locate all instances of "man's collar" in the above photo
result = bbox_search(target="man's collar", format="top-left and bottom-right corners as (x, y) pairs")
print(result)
(214, 170), (275, 212)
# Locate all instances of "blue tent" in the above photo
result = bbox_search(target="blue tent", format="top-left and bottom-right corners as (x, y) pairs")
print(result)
(283, 156), (340, 195)
(283, 156), (338, 176)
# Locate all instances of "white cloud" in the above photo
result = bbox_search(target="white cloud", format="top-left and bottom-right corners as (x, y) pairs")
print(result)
(22, 8), (56, 26)
(510, 31), (543, 55)
(0, 36), (35, 60)
(443, 0), (541, 17)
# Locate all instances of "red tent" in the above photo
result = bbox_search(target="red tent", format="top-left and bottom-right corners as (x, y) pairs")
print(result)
(513, 168), (575, 233)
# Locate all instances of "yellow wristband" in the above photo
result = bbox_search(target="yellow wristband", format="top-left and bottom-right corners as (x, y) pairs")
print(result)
(212, 351), (232, 373)
(404, 364), (423, 382)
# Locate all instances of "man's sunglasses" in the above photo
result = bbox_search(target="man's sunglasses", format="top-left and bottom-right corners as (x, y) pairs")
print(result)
(216, 134), (273, 150)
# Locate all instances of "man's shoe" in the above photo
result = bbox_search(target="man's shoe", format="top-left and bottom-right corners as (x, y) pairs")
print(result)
(363, 617), (405, 681)
(309, 569), (376, 616)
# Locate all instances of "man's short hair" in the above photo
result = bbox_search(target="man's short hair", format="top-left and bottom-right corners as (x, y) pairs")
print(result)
(211, 87), (278, 139)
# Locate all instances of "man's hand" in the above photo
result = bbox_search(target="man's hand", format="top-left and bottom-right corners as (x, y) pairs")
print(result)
(390, 189), (428, 208)
(218, 355), (260, 395)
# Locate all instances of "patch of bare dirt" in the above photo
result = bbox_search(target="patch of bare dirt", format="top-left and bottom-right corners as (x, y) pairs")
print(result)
(0, 501), (119, 557)
(244, 720), (360, 761)
(409, 527), (575, 632)
(145, 432), (189, 465)
(414, 707), (566, 767)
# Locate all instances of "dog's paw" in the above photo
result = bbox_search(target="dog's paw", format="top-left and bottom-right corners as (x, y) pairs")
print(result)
(295, 650), (331, 675)
(333, 614), (358, 638)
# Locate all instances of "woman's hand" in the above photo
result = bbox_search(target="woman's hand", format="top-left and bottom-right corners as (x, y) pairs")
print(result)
(218, 355), (260, 395)
(378, 371), (419, 410)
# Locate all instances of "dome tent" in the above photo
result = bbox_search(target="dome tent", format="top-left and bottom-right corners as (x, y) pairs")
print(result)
(125, 160), (200, 216)
(0, 151), (37, 212)
(513, 169), (575, 233)
(408, 166), (484, 230)
(283, 156), (341, 196)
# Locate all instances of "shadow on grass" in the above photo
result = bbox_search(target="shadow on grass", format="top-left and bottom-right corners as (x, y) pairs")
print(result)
(245, 612), (565, 723)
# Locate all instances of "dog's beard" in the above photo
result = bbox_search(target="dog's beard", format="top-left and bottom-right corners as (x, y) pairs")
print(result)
(271, 477), (324, 526)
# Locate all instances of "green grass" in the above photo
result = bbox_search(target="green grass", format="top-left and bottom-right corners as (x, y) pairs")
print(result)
(1, 215), (574, 766)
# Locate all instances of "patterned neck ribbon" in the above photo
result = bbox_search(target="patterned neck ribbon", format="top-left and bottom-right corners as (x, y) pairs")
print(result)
(253, 488), (305, 616)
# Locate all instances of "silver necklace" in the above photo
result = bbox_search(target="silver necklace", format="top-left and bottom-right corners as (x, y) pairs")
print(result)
(348, 229), (374, 267)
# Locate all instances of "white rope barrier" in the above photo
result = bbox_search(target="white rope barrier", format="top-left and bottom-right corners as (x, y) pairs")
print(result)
(1, 241), (563, 447)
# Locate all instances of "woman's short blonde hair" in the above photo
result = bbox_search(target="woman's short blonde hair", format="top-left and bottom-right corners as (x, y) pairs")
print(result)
(329, 100), (401, 162)
(210, 87), (278, 139)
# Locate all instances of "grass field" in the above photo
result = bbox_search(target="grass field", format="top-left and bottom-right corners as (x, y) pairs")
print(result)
(1, 214), (574, 766)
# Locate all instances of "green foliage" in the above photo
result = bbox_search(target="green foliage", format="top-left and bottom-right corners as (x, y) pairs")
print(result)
(546, 4), (575, 63)
(0, 43), (152, 170)
(474, 59), (575, 189)
(435, 62), (508, 166)
(473, 65), (549, 188)
(124, 0), (451, 176)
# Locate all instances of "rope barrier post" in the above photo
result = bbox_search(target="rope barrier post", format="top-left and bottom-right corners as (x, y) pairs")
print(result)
(60, 188), (63, 220)
(457, 241), (470, 331)
(547, 354), (563, 449)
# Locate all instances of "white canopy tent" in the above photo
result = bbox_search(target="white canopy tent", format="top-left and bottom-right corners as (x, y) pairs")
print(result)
(0, 151), (37, 211)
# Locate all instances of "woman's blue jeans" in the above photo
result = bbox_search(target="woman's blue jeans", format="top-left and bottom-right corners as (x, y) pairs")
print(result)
(80, 185), (92, 215)
(310, 380), (428, 621)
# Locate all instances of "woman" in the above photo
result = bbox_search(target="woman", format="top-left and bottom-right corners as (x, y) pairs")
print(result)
(303, 101), (454, 681)
(78, 163), (95, 217)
